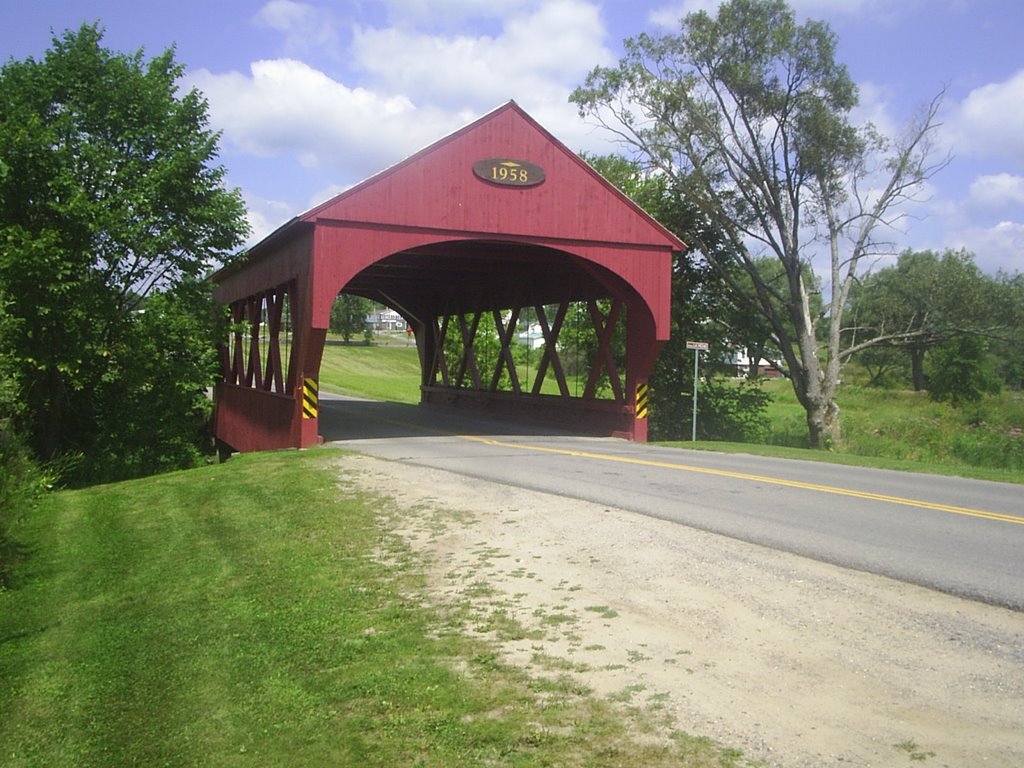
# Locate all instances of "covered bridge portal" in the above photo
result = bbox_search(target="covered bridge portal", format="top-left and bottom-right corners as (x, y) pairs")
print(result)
(212, 102), (682, 453)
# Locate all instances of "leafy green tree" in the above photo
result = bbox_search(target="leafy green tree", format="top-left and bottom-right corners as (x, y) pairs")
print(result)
(926, 336), (1001, 407)
(73, 280), (225, 483)
(694, 376), (772, 442)
(571, 0), (946, 448)
(585, 153), (774, 441)
(330, 294), (373, 343)
(0, 293), (51, 585)
(850, 249), (992, 390)
(0, 25), (247, 480)
(852, 343), (909, 388)
(440, 310), (513, 390)
(988, 271), (1024, 389)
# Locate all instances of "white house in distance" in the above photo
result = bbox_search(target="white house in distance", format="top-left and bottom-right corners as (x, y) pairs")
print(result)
(518, 322), (545, 350)
(366, 307), (405, 331)
(722, 346), (784, 378)
(363, 307), (545, 343)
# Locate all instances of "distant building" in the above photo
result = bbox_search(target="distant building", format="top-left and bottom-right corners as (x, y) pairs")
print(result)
(722, 346), (784, 378)
(518, 322), (545, 350)
(366, 308), (404, 331)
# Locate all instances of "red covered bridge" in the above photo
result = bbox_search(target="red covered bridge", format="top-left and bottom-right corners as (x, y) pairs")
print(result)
(211, 101), (683, 453)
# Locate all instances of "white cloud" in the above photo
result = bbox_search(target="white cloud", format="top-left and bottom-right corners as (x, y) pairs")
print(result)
(242, 191), (296, 246)
(240, 183), (366, 248)
(648, 0), (916, 28)
(946, 220), (1024, 275)
(849, 80), (900, 137)
(931, 173), (1024, 275)
(350, 0), (611, 108)
(188, 59), (461, 179)
(344, 0), (617, 155)
(253, 0), (342, 57)
(648, 0), (711, 26)
(306, 181), (354, 211)
(190, 0), (618, 196)
(967, 173), (1024, 211)
(947, 69), (1024, 165)
(379, 0), (530, 26)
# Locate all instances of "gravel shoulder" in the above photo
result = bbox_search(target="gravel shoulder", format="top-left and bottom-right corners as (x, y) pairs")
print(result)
(344, 454), (1024, 768)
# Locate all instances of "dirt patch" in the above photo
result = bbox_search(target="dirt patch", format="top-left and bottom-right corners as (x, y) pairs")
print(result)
(344, 454), (1024, 767)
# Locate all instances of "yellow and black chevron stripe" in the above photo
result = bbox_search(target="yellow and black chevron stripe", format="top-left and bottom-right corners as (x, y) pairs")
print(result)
(302, 377), (319, 420)
(635, 382), (649, 420)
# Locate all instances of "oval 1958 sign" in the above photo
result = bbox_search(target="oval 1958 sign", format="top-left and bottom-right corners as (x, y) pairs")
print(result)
(473, 158), (545, 187)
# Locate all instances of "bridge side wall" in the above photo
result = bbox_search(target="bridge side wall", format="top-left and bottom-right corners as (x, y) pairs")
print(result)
(213, 227), (325, 453)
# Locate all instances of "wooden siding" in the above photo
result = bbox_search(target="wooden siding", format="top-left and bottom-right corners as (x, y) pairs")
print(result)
(303, 102), (683, 251)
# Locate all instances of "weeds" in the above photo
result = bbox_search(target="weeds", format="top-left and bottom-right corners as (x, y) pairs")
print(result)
(740, 380), (1023, 480)
(894, 739), (937, 761)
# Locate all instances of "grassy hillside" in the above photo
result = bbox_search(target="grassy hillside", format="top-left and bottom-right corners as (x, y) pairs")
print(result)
(319, 338), (421, 403)
(0, 450), (740, 767)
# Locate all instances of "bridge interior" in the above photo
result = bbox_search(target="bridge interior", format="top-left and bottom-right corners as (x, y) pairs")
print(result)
(346, 240), (611, 315)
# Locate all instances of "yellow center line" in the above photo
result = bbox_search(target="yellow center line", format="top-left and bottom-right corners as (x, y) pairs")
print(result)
(458, 435), (1024, 526)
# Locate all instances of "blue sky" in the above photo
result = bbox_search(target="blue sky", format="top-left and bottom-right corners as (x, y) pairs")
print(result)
(3, 0), (1023, 276)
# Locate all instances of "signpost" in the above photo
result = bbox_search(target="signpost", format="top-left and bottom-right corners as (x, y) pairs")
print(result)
(686, 341), (709, 441)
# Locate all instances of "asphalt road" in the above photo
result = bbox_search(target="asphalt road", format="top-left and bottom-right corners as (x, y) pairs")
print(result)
(320, 395), (1024, 611)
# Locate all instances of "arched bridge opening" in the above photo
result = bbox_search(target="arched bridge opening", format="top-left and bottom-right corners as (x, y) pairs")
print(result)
(344, 239), (648, 436)
(211, 102), (682, 453)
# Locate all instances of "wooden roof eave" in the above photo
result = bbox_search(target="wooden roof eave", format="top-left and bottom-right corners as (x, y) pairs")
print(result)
(208, 217), (314, 285)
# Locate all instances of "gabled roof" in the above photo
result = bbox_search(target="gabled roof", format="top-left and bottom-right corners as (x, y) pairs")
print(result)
(214, 101), (684, 288)
(299, 100), (684, 251)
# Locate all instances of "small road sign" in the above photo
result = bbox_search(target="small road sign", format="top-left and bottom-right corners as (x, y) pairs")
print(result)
(686, 341), (709, 351)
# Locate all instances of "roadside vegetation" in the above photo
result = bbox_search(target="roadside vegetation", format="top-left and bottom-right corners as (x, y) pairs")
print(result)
(0, 26), (247, 489)
(0, 449), (745, 767)
(761, 380), (1024, 472)
(677, 379), (1024, 484)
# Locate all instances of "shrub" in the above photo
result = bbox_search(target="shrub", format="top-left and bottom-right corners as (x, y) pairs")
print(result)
(697, 376), (773, 442)
(651, 374), (772, 442)
(63, 280), (221, 486)
(0, 416), (51, 587)
(1, 302), (44, 584)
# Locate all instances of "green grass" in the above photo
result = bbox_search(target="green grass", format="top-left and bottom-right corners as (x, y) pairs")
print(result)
(0, 449), (743, 767)
(317, 335), (597, 403)
(318, 337), (422, 403)
(662, 438), (1024, 483)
